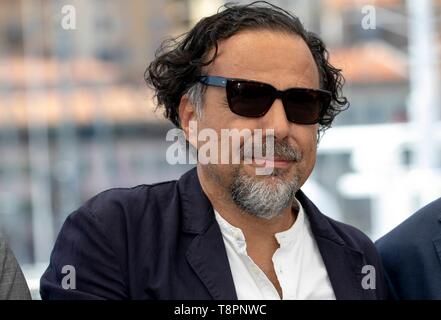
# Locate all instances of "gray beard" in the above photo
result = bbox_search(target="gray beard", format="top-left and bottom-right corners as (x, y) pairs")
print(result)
(229, 168), (300, 220)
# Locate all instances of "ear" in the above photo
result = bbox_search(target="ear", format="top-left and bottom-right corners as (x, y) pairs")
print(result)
(178, 95), (198, 147)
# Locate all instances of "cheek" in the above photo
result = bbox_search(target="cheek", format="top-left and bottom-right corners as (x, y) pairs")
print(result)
(296, 126), (318, 166)
(291, 128), (317, 186)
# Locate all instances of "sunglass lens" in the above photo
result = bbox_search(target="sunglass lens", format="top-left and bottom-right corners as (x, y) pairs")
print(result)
(284, 89), (327, 124)
(226, 81), (274, 117)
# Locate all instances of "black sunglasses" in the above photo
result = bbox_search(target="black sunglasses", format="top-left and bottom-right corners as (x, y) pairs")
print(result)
(198, 76), (331, 125)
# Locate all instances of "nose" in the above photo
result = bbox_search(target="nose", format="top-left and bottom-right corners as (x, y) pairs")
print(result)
(260, 98), (290, 140)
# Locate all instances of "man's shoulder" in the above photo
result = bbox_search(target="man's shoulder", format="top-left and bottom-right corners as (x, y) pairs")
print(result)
(41, 177), (189, 300)
(89, 179), (178, 205)
(376, 197), (441, 254)
(77, 179), (179, 218)
(64, 178), (183, 240)
(373, 198), (441, 299)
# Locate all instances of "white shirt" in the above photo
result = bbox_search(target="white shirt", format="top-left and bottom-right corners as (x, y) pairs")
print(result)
(214, 200), (336, 300)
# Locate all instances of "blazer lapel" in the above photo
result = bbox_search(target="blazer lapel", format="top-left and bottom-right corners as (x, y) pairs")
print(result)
(296, 190), (366, 299)
(313, 236), (365, 299)
(179, 167), (237, 300)
(185, 218), (238, 299)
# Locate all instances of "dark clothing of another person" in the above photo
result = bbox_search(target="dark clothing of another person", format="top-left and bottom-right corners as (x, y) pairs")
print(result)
(376, 197), (441, 299)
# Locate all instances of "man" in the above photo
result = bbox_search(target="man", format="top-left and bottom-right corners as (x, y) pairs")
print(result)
(0, 234), (31, 299)
(41, 2), (388, 299)
(376, 197), (441, 299)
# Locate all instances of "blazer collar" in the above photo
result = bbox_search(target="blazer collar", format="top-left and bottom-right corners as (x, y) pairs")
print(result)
(178, 167), (238, 299)
(179, 167), (368, 300)
(178, 167), (215, 234)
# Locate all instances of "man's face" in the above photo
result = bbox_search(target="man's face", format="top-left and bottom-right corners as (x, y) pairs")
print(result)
(194, 29), (320, 218)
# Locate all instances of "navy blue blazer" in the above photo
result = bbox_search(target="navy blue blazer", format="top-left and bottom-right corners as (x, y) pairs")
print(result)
(41, 168), (388, 299)
(376, 197), (441, 299)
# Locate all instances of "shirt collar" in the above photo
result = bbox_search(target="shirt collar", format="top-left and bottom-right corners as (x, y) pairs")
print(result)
(214, 208), (247, 252)
(213, 199), (306, 249)
(274, 200), (305, 247)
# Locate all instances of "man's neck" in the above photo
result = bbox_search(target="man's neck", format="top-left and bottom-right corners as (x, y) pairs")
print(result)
(197, 166), (298, 238)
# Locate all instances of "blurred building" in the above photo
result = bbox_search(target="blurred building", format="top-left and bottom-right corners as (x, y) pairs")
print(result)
(0, 0), (192, 80)
(0, 0), (194, 267)
(318, 0), (441, 240)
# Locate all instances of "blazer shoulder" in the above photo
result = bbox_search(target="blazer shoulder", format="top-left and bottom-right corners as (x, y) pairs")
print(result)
(76, 179), (179, 221)
(60, 179), (181, 255)
(41, 179), (182, 299)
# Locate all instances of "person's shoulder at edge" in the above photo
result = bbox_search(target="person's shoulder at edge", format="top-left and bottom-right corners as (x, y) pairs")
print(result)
(374, 197), (441, 299)
(376, 197), (441, 249)
(0, 234), (31, 300)
(375, 197), (441, 265)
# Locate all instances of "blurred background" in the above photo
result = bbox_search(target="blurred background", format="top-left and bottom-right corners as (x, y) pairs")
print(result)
(0, 0), (440, 298)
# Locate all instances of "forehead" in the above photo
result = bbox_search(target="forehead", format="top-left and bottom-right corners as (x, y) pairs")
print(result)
(205, 29), (320, 89)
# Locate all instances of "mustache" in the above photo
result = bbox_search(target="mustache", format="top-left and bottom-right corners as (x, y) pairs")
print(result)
(239, 137), (302, 162)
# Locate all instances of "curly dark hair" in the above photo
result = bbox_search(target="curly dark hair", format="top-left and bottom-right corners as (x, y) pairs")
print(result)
(145, 1), (349, 135)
